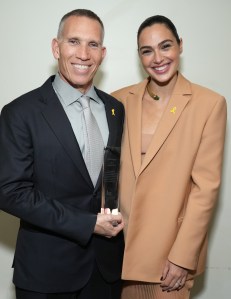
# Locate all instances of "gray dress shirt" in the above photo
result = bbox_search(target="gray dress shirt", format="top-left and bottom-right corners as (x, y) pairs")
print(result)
(52, 73), (109, 156)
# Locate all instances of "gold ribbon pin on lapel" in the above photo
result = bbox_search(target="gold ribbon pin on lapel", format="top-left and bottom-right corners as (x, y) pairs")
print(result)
(170, 106), (177, 114)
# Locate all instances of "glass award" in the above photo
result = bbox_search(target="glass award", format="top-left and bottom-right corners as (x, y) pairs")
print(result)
(101, 146), (121, 216)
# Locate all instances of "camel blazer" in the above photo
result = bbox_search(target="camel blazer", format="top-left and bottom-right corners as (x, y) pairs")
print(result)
(111, 73), (226, 282)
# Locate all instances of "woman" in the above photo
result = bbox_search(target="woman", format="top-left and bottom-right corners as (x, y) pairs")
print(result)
(112, 15), (226, 299)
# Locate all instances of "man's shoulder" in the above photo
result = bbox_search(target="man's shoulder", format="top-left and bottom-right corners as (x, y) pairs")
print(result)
(3, 76), (55, 111)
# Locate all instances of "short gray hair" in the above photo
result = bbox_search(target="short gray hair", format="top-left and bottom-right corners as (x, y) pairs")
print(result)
(57, 9), (104, 40)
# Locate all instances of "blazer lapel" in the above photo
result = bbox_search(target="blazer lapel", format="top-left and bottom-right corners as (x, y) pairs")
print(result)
(40, 78), (92, 187)
(140, 74), (192, 173)
(126, 80), (147, 178)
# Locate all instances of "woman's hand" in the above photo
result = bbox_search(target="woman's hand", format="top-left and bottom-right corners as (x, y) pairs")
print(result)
(160, 260), (188, 292)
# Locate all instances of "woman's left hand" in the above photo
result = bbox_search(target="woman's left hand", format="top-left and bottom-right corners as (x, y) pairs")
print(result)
(160, 260), (188, 292)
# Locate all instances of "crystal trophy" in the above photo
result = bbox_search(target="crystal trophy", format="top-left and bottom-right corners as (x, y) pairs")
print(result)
(101, 146), (121, 216)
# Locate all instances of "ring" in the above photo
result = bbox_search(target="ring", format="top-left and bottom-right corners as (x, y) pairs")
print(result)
(112, 220), (118, 227)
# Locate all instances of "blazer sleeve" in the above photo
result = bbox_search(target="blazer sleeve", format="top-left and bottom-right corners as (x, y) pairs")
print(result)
(0, 103), (96, 246)
(168, 96), (227, 270)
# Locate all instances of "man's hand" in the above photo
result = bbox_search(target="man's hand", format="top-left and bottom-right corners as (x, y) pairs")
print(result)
(94, 211), (124, 238)
(160, 260), (188, 292)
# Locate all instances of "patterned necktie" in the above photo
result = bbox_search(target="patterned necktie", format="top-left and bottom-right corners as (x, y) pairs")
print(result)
(79, 95), (104, 186)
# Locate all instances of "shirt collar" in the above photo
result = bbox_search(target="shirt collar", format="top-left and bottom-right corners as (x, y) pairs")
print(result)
(53, 73), (100, 106)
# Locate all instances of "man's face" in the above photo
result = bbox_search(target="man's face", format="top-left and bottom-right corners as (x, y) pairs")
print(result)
(52, 16), (106, 93)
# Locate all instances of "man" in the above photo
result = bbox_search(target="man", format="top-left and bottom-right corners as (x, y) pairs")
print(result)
(0, 9), (124, 299)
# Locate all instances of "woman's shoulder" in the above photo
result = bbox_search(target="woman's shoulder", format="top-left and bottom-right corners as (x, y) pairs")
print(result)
(179, 73), (225, 105)
(191, 82), (222, 96)
(111, 82), (140, 96)
(111, 79), (148, 102)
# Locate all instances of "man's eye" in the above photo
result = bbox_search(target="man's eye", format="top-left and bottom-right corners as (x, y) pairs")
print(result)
(68, 39), (79, 45)
(89, 42), (99, 48)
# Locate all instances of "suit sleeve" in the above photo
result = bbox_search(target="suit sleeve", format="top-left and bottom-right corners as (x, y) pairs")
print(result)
(168, 96), (227, 270)
(0, 104), (96, 246)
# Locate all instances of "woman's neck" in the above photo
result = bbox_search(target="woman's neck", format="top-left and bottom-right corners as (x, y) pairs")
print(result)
(148, 72), (178, 99)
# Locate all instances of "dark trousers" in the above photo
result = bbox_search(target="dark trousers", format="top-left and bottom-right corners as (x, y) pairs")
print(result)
(16, 289), (79, 299)
(16, 263), (122, 299)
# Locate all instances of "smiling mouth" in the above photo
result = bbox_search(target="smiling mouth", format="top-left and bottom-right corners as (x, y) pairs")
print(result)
(73, 64), (90, 70)
(154, 64), (169, 71)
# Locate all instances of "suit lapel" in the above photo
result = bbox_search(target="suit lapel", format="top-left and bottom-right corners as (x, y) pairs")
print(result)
(96, 88), (116, 147)
(93, 89), (115, 189)
(40, 78), (92, 187)
(94, 88), (124, 190)
(140, 74), (192, 173)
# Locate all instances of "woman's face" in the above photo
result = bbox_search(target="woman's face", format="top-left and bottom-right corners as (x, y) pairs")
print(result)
(138, 23), (182, 85)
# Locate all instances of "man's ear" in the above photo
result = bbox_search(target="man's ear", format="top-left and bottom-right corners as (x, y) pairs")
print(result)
(100, 47), (107, 65)
(179, 38), (183, 54)
(51, 38), (60, 60)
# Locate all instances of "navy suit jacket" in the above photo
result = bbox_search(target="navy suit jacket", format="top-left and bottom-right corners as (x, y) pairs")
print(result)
(0, 76), (124, 293)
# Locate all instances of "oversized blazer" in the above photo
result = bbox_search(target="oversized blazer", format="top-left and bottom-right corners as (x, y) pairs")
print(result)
(111, 73), (226, 282)
(0, 76), (124, 293)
